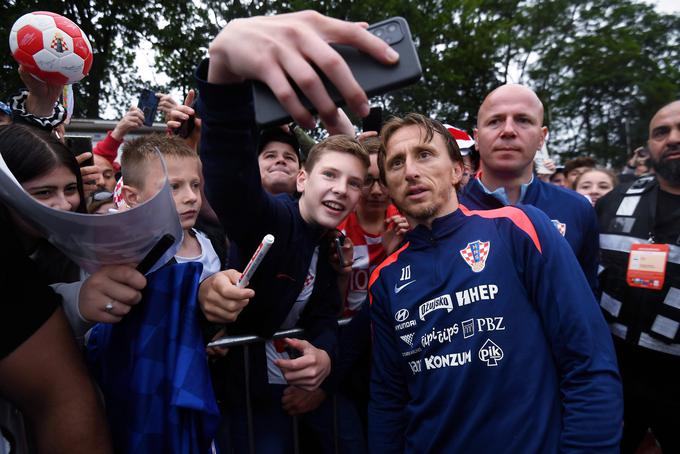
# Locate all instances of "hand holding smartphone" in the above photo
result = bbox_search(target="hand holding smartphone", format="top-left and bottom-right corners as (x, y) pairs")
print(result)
(65, 135), (94, 167)
(138, 89), (159, 127)
(252, 17), (422, 127)
(174, 97), (197, 139)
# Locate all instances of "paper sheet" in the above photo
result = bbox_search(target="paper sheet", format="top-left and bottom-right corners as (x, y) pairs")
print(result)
(0, 152), (182, 274)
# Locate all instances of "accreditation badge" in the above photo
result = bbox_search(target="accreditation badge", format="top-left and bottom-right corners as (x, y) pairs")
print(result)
(626, 243), (670, 290)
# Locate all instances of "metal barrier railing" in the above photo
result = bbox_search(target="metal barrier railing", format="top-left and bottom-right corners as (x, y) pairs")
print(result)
(207, 317), (353, 454)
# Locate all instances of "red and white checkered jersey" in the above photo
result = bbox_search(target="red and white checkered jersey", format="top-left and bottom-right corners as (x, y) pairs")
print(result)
(337, 205), (400, 315)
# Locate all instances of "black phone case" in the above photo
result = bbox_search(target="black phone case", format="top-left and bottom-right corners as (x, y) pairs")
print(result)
(138, 89), (159, 127)
(362, 106), (383, 132)
(65, 135), (94, 167)
(252, 17), (422, 127)
(175, 113), (196, 138)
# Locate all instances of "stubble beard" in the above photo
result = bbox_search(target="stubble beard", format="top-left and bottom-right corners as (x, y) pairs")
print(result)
(394, 186), (450, 224)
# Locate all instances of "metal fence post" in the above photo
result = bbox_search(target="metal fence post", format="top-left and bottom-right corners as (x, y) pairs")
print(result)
(204, 318), (355, 454)
(243, 344), (255, 454)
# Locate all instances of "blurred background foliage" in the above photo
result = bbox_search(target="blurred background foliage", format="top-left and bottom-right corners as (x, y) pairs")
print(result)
(2, 0), (679, 165)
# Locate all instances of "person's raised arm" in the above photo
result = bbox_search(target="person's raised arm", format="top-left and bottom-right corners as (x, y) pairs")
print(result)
(110, 105), (144, 142)
(19, 66), (63, 119)
(166, 89), (201, 151)
(206, 11), (399, 128)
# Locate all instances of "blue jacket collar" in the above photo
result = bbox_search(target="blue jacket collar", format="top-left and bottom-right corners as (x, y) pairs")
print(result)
(405, 209), (467, 246)
(475, 175), (535, 205)
(461, 174), (543, 208)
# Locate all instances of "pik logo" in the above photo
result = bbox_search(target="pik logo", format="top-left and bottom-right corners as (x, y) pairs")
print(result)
(400, 333), (414, 348)
(460, 240), (490, 273)
(551, 220), (567, 237)
(478, 339), (504, 366)
(394, 308), (410, 322)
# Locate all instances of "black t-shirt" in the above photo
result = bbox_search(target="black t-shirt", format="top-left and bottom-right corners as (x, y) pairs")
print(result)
(0, 209), (59, 360)
(654, 189), (680, 245)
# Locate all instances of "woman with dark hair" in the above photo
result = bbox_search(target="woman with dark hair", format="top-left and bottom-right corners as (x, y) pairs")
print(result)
(0, 123), (147, 334)
(0, 123), (115, 452)
(0, 124), (86, 213)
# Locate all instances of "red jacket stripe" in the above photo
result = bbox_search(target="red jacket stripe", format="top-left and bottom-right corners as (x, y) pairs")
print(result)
(459, 204), (542, 253)
(368, 242), (410, 305)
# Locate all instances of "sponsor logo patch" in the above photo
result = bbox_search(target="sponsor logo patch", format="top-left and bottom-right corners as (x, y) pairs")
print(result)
(420, 323), (459, 348)
(394, 280), (416, 294)
(394, 320), (417, 331)
(401, 346), (423, 357)
(461, 319), (475, 338)
(419, 294), (453, 321)
(460, 240), (490, 273)
(395, 308), (410, 322)
(476, 317), (505, 333)
(478, 339), (504, 366)
(400, 333), (415, 347)
(455, 284), (498, 306)
(424, 351), (472, 370)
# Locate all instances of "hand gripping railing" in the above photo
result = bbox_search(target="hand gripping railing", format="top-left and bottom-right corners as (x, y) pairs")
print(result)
(207, 318), (353, 454)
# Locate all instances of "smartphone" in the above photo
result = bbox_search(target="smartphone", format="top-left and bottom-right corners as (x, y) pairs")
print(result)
(174, 113), (195, 138)
(334, 234), (345, 265)
(362, 107), (383, 133)
(136, 233), (175, 274)
(252, 17), (422, 127)
(138, 89), (159, 127)
(173, 96), (198, 139)
(65, 135), (94, 167)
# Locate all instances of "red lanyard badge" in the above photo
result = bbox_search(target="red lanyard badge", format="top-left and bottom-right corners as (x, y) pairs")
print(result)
(626, 243), (670, 290)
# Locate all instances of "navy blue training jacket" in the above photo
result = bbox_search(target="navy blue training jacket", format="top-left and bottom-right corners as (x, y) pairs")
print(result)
(195, 60), (340, 399)
(460, 175), (600, 294)
(368, 204), (622, 453)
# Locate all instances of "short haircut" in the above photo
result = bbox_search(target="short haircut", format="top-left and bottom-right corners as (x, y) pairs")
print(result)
(549, 168), (566, 182)
(378, 113), (462, 184)
(564, 156), (597, 176)
(361, 136), (383, 156)
(573, 167), (618, 190)
(303, 135), (369, 172)
(121, 133), (198, 189)
(258, 127), (301, 161)
(0, 123), (86, 212)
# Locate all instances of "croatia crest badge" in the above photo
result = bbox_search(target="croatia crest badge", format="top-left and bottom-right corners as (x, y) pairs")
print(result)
(460, 240), (490, 273)
(551, 219), (567, 237)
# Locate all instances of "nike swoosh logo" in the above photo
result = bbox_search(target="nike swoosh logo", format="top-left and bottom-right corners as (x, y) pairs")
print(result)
(394, 280), (416, 294)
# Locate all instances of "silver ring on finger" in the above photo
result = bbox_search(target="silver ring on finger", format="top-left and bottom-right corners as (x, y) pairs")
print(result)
(104, 300), (115, 314)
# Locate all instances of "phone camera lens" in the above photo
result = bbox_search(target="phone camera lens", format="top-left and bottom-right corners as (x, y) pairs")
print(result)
(374, 28), (384, 37)
(385, 36), (393, 44)
(387, 24), (397, 32)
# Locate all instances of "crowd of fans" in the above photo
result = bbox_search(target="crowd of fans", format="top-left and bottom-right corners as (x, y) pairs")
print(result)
(1, 10), (678, 454)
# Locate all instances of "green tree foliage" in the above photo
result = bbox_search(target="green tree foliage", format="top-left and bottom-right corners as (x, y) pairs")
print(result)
(2, 0), (678, 163)
(525, 0), (680, 164)
(1, 0), (185, 117)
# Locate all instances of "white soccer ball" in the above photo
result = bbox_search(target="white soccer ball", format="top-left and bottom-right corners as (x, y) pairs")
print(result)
(9, 11), (93, 85)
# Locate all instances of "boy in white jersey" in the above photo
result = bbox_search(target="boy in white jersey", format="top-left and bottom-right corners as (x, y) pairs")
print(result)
(121, 134), (223, 281)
